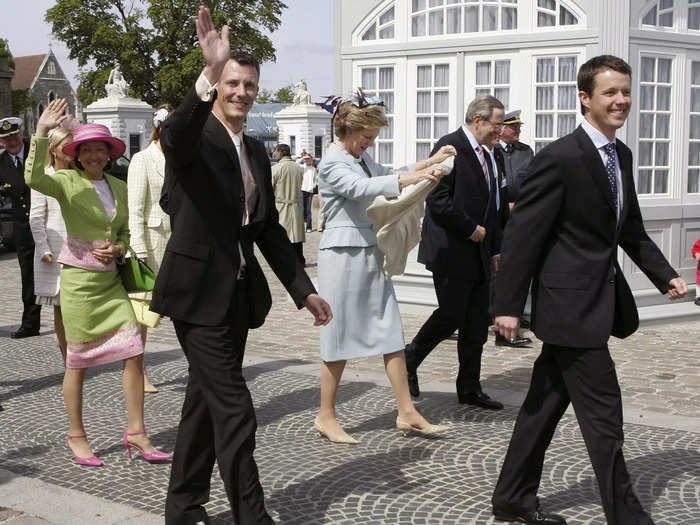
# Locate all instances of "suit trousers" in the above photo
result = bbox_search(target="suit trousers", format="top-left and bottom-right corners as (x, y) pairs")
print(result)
(492, 343), (653, 525)
(14, 222), (41, 331)
(165, 278), (274, 525)
(405, 274), (489, 394)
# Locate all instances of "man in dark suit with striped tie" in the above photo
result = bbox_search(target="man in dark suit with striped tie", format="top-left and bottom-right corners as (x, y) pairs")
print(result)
(404, 95), (504, 409)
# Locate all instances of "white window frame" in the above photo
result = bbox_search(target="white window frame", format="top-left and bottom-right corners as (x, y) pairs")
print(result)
(409, 0), (519, 39)
(353, 0), (398, 45)
(637, 0), (700, 32)
(685, 56), (700, 197)
(359, 64), (397, 166)
(471, 58), (512, 110)
(533, 0), (582, 30)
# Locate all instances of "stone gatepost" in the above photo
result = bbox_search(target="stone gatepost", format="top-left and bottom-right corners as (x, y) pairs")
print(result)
(274, 79), (331, 158)
(84, 64), (152, 159)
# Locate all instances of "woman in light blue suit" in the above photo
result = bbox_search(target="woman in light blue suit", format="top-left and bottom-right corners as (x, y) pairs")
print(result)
(315, 96), (454, 444)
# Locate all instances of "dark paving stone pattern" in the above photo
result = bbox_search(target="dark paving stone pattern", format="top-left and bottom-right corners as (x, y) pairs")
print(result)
(1, 336), (698, 524)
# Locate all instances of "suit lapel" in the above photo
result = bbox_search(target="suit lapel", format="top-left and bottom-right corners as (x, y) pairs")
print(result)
(243, 134), (264, 221)
(456, 128), (489, 196)
(574, 126), (616, 215)
(201, 115), (242, 209)
(616, 142), (633, 227)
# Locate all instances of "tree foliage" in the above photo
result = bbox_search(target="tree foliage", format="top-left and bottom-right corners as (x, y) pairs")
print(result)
(45, 0), (287, 108)
(0, 38), (15, 69)
(255, 83), (295, 104)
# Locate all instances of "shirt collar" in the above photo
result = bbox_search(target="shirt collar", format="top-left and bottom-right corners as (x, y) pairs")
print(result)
(461, 124), (481, 152)
(499, 140), (509, 150)
(9, 145), (24, 164)
(581, 118), (616, 151)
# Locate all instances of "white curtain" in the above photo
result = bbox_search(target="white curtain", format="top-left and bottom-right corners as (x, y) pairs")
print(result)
(362, 69), (376, 90)
(495, 60), (510, 84)
(557, 114), (575, 137)
(654, 170), (668, 193)
(379, 68), (394, 90)
(688, 169), (699, 193)
(690, 6), (700, 30)
(380, 117), (394, 139)
(417, 117), (432, 139)
(379, 26), (395, 39)
(537, 58), (555, 83)
(476, 88), (491, 97)
(446, 7), (461, 33)
(412, 14), (426, 36)
(642, 7), (657, 26)
(656, 114), (670, 139)
(434, 117), (449, 138)
(434, 91), (449, 113)
(417, 92), (432, 113)
(640, 86), (654, 111)
(655, 142), (669, 167)
(434, 64), (450, 87)
(502, 7), (517, 29)
(536, 86), (554, 110)
(559, 7), (577, 25)
(657, 59), (672, 83)
(416, 143), (431, 160)
(691, 88), (700, 113)
(536, 114), (553, 138)
(657, 86), (671, 111)
(429, 10), (444, 35)
(693, 62), (700, 85)
(380, 6), (395, 25)
(413, 0), (425, 12)
(464, 6), (479, 32)
(689, 142), (700, 166)
(495, 87), (509, 108)
(362, 25), (376, 41)
(476, 62), (490, 85)
(641, 57), (655, 82)
(381, 92), (394, 113)
(538, 12), (555, 27)
(639, 114), (654, 139)
(538, 0), (556, 9)
(558, 57), (577, 82)
(429, 0), (443, 7)
(558, 86), (576, 110)
(417, 66), (432, 88)
(483, 6), (498, 31)
(638, 170), (652, 194)
(639, 142), (653, 166)
(378, 143), (393, 165)
(690, 116), (700, 140)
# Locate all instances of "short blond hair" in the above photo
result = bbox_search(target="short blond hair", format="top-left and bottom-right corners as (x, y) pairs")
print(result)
(45, 128), (73, 168)
(334, 101), (388, 140)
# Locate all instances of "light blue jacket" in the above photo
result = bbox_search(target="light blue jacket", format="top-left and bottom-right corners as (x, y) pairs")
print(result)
(318, 142), (407, 249)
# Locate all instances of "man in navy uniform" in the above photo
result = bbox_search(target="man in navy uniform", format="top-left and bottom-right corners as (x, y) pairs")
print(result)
(0, 117), (41, 338)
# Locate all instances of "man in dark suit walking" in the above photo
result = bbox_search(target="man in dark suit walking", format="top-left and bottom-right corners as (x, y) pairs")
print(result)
(152, 7), (332, 525)
(404, 95), (504, 409)
(0, 117), (41, 339)
(491, 55), (687, 525)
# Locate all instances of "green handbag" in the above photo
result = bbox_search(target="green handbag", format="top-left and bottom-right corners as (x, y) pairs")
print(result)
(119, 246), (156, 293)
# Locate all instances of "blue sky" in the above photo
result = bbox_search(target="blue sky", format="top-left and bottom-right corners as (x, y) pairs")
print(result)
(1, 0), (334, 101)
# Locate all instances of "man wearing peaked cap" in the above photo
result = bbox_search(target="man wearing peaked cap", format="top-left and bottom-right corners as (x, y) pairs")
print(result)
(0, 116), (42, 338)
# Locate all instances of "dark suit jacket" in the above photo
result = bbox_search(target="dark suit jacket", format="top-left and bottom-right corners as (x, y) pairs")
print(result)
(150, 88), (315, 328)
(493, 146), (510, 230)
(0, 140), (32, 223)
(494, 140), (533, 203)
(492, 125), (678, 348)
(417, 127), (501, 280)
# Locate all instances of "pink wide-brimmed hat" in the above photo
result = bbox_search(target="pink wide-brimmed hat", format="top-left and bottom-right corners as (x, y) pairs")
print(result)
(62, 123), (126, 160)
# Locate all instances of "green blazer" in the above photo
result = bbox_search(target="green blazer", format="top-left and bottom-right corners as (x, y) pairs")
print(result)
(24, 136), (129, 270)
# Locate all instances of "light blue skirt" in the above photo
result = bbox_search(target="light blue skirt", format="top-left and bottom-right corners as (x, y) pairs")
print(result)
(318, 245), (405, 362)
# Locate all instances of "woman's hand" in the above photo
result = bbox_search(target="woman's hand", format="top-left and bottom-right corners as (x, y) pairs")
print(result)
(399, 166), (445, 189)
(36, 99), (68, 138)
(426, 145), (456, 166)
(92, 240), (122, 265)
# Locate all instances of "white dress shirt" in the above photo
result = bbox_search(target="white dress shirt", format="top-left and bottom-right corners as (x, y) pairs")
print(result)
(581, 118), (623, 220)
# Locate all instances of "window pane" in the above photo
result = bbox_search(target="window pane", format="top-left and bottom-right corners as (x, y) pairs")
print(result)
(362, 25), (376, 40)
(379, 68), (394, 90)
(640, 86), (655, 110)
(558, 86), (577, 110)
(429, 10), (444, 35)
(641, 57), (655, 82)
(654, 170), (668, 193)
(538, 12), (556, 27)
(656, 114), (670, 138)
(535, 141), (549, 153)
(434, 91), (449, 113)
(412, 14), (426, 36)
(362, 69), (376, 90)
(435, 64), (450, 87)
(639, 114), (654, 138)
(655, 142), (669, 166)
(557, 114), (576, 137)
(560, 6), (577, 25)
(642, 6), (657, 25)
(658, 59), (672, 83)
(690, 7), (700, 30)
(559, 57), (577, 82)
(536, 86), (554, 110)
(446, 7), (461, 33)
(660, 0), (673, 11)
(638, 170), (652, 194)
(692, 62), (700, 85)
(417, 117), (431, 139)
(494, 87), (509, 108)
(537, 58), (555, 83)
(380, 6), (395, 25)
(656, 86), (671, 111)
(378, 143), (393, 165)
(413, 0), (426, 12)
(417, 66), (432, 88)
(691, 116), (700, 139)
(434, 117), (449, 138)
(688, 169), (700, 193)
(379, 26), (395, 39)
(639, 142), (653, 166)
(476, 62), (491, 85)
(690, 142), (700, 166)
(379, 118), (393, 139)
(429, 0), (443, 7)
(502, 7), (517, 30)
(659, 12), (673, 26)
(484, 6), (498, 31)
(464, 6), (479, 32)
(476, 88), (491, 96)
(536, 114), (553, 137)
(538, 0), (556, 10)
(495, 61), (510, 84)
(417, 143), (431, 159)
(382, 92), (394, 113)
(417, 92), (432, 113)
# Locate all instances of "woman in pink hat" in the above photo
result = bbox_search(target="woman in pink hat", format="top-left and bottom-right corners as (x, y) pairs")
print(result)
(25, 99), (171, 467)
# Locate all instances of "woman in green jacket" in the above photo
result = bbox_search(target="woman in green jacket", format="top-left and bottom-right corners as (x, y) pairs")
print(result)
(26, 99), (171, 467)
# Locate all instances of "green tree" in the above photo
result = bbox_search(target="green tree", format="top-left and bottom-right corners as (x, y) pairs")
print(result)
(0, 38), (15, 70)
(45, 0), (287, 107)
(255, 88), (275, 104)
(274, 82), (295, 104)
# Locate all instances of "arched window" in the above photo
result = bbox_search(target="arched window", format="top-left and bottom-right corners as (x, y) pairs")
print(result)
(47, 61), (56, 75)
(361, 4), (396, 41)
(536, 0), (580, 27)
(410, 0), (517, 37)
(641, 0), (675, 28)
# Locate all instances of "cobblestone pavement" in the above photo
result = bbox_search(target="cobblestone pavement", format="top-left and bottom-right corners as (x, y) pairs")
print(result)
(1, 231), (699, 524)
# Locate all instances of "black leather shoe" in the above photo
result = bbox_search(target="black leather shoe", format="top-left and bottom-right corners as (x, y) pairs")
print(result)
(10, 327), (40, 339)
(458, 391), (503, 410)
(407, 371), (420, 398)
(495, 333), (532, 347)
(493, 507), (567, 524)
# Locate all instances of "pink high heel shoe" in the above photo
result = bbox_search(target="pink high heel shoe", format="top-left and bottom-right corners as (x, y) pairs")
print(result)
(122, 431), (172, 463)
(67, 433), (103, 467)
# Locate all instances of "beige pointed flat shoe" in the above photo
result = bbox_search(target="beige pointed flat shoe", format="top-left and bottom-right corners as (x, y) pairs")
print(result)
(396, 417), (450, 436)
(313, 417), (358, 444)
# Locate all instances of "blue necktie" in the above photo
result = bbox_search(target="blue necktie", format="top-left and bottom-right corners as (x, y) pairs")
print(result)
(603, 142), (618, 215)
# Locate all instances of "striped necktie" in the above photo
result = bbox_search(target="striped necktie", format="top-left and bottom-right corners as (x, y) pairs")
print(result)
(475, 146), (490, 189)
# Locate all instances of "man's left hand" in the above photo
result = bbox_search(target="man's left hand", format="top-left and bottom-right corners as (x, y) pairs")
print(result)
(668, 277), (688, 300)
(304, 294), (333, 326)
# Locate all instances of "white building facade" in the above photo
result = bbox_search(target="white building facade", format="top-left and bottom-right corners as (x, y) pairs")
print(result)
(335, 0), (700, 309)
